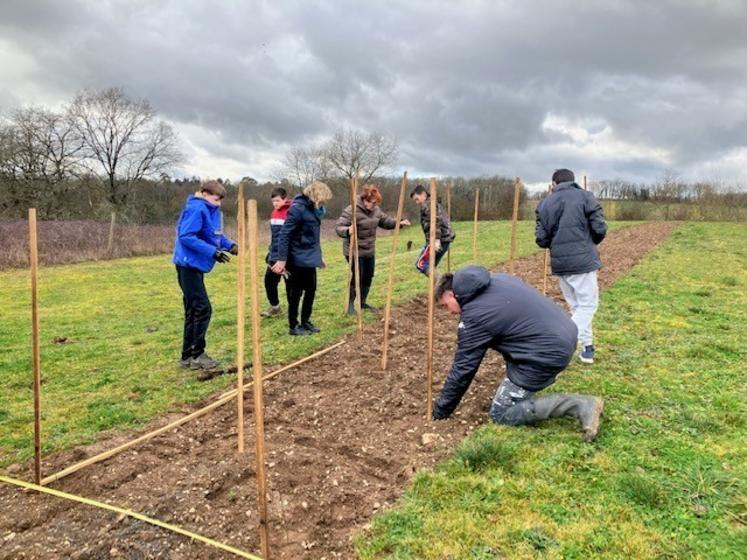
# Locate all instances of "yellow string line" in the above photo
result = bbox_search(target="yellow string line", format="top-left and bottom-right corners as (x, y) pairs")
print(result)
(0, 475), (263, 560)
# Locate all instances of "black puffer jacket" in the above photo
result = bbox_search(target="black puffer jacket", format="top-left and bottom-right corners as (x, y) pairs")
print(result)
(432, 266), (577, 420)
(535, 182), (607, 275)
(335, 197), (397, 258)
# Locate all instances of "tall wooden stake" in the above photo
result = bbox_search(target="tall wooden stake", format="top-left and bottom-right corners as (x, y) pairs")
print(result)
(542, 184), (552, 295)
(472, 188), (480, 261)
(583, 175), (587, 191)
(350, 176), (363, 338)
(29, 209), (42, 485)
(446, 183), (452, 272)
(381, 172), (407, 370)
(426, 178), (438, 420)
(236, 185), (246, 454)
(247, 199), (270, 559)
(509, 177), (521, 274)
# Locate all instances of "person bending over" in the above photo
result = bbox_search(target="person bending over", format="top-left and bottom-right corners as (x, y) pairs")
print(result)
(410, 184), (455, 274)
(433, 265), (604, 442)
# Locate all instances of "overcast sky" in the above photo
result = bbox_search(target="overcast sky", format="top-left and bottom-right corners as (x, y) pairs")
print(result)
(1, 0), (746, 188)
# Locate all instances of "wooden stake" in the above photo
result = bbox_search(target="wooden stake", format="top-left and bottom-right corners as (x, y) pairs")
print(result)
(542, 184), (552, 295)
(236, 185), (246, 454)
(41, 341), (346, 486)
(426, 178), (438, 420)
(446, 183), (452, 272)
(583, 175), (587, 191)
(247, 199), (270, 558)
(350, 176), (363, 338)
(29, 208), (42, 485)
(106, 211), (116, 254)
(509, 177), (521, 274)
(472, 188), (480, 261)
(381, 171), (407, 370)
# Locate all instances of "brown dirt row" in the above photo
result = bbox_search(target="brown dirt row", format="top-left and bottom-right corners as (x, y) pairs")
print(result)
(0, 222), (678, 559)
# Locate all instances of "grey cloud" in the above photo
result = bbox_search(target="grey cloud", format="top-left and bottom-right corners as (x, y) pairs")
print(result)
(1, 0), (746, 183)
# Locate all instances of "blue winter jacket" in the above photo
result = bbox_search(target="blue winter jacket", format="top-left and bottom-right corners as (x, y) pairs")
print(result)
(535, 182), (607, 276)
(173, 195), (235, 273)
(275, 194), (323, 268)
(433, 266), (578, 419)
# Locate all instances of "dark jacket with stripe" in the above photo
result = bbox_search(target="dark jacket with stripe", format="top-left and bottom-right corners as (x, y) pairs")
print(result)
(432, 266), (577, 420)
(335, 196), (398, 258)
(275, 194), (323, 268)
(420, 198), (455, 244)
(535, 182), (607, 275)
(267, 198), (292, 262)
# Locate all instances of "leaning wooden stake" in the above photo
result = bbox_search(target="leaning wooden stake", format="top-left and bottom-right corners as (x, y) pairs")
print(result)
(350, 176), (363, 338)
(426, 178), (438, 420)
(247, 199), (270, 558)
(446, 183), (452, 272)
(381, 171), (407, 370)
(236, 185), (246, 454)
(29, 208), (42, 485)
(542, 184), (552, 295)
(472, 188), (480, 261)
(41, 341), (345, 486)
(509, 177), (521, 274)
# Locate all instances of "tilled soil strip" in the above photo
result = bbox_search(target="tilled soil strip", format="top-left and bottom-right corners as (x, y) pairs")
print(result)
(0, 222), (677, 560)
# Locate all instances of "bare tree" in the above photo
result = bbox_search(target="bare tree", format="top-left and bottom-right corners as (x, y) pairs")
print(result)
(276, 145), (329, 190)
(68, 87), (180, 221)
(320, 128), (397, 184)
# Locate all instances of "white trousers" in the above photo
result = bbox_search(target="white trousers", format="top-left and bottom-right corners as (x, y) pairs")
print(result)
(558, 271), (599, 347)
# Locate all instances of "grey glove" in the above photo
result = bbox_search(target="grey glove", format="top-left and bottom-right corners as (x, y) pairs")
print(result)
(215, 250), (231, 263)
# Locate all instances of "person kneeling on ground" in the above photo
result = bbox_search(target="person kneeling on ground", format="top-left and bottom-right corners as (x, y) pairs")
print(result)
(432, 265), (604, 442)
(262, 187), (292, 318)
(535, 168), (607, 364)
(336, 184), (410, 314)
(173, 180), (237, 371)
(272, 181), (333, 336)
(410, 184), (455, 274)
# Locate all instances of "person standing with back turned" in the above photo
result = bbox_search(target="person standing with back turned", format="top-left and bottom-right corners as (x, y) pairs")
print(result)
(535, 169), (607, 364)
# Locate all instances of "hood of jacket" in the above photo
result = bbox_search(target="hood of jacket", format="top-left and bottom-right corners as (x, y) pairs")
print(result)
(187, 193), (220, 214)
(453, 265), (491, 307)
(551, 181), (581, 193)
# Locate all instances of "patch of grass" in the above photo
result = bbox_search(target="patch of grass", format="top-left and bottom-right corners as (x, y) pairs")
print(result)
(356, 222), (747, 559)
(1, 220), (636, 466)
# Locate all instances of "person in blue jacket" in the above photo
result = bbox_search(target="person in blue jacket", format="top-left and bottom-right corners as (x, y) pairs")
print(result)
(173, 180), (237, 371)
(432, 265), (604, 442)
(271, 181), (333, 336)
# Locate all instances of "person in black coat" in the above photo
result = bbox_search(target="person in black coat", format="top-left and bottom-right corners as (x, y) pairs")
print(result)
(272, 181), (333, 336)
(536, 168), (607, 364)
(432, 265), (604, 442)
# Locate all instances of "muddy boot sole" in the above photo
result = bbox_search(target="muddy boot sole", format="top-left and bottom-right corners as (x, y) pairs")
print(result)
(583, 398), (605, 442)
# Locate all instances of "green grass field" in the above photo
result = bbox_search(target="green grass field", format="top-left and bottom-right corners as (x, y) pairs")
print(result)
(355, 222), (747, 559)
(1, 218), (597, 466)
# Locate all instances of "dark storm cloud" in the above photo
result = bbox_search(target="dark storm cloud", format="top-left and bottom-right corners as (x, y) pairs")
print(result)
(1, 0), (746, 183)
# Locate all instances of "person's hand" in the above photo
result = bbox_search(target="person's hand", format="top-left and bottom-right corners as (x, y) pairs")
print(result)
(347, 226), (354, 237)
(400, 219), (411, 227)
(321, 259), (327, 269)
(228, 244), (239, 255)
(215, 250), (231, 264)
(271, 260), (286, 275)
(434, 239), (442, 252)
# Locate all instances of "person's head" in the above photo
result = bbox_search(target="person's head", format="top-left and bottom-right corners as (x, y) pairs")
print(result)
(551, 169), (575, 185)
(435, 273), (461, 314)
(410, 184), (429, 204)
(303, 181), (333, 208)
(361, 184), (382, 210)
(270, 187), (288, 210)
(200, 180), (226, 206)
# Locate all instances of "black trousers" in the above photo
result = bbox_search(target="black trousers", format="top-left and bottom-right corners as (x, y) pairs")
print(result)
(346, 255), (375, 304)
(264, 264), (282, 307)
(176, 265), (212, 360)
(285, 265), (317, 328)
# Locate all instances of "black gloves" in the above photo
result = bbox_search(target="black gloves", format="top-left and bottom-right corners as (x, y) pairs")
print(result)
(229, 243), (239, 255)
(215, 250), (231, 263)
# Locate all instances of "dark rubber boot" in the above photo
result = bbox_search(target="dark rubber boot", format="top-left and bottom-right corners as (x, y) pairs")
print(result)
(531, 394), (604, 442)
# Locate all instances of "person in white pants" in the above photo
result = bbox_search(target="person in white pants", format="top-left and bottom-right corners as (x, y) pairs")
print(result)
(535, 169), (608, 364)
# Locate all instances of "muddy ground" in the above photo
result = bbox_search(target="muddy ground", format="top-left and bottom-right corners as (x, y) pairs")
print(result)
(0, 222), (677, 559)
